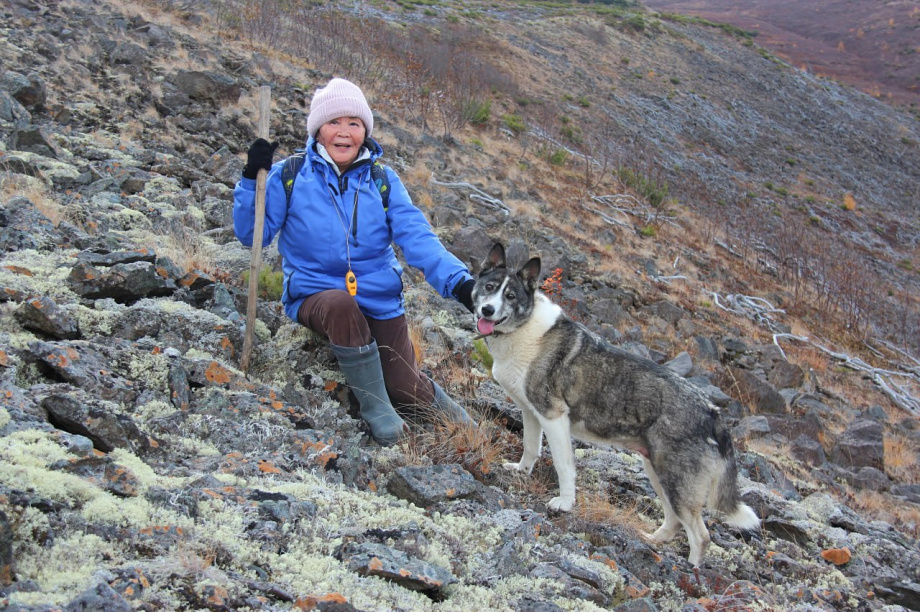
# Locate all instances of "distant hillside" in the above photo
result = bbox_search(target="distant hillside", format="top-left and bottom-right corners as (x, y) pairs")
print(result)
(641, 0), (920, 107)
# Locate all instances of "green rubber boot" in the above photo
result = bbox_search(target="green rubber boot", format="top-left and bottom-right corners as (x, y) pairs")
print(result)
(430, 381), (473, 425)
(332, 341), (406, 446)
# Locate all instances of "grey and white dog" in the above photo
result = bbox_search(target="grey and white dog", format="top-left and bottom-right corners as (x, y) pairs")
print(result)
(473, 243), (759, 566)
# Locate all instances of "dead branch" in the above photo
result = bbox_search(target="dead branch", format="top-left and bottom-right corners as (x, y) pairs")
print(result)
(587, 194), (679, 230)
(580, 201), (632, 230)
(430, 177), (510, 216)
(774, 333), (920, 416)
(652, 275), (688, 284)
(711, 292), (786, 332)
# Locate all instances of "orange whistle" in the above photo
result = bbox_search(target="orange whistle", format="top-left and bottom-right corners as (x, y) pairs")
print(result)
(346, 271), (357, 296)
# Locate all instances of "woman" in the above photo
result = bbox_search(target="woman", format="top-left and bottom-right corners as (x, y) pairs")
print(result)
(234, 77), (475, 446)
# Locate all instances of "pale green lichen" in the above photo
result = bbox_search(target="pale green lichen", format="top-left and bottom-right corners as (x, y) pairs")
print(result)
(110, 207), (152, 231)
(7, 533), (105, 606)
(183, 347), (222, 361)
(254, 318), (271, 342)
(156, 432), (222, 457)
(126, 351), (170, 393)
(0, 406), (10, 430)
(144, 176), (184, 195)
(134, 399), (179, 422)
(72, 304), (116, 336)
(1, 429), (75, 468)
(0, 248), (81, 302)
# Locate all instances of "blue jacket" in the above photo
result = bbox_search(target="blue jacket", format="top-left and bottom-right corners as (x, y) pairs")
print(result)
(233, 137), (472, 322)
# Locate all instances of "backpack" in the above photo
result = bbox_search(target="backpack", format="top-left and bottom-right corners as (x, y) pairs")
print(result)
(281, 150), (390, 212)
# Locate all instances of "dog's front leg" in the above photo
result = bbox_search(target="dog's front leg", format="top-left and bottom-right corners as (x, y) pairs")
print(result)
(542, 413), (576, 512)
(503, 405), (542, 474)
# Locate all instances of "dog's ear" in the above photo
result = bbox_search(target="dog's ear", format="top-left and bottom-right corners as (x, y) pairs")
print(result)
(519, 256), (542, 291)
(481, 242), (506, 274)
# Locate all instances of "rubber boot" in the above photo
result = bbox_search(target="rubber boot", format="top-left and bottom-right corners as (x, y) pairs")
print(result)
(332, 341), (406, 446)
(430, 381), (473, 425)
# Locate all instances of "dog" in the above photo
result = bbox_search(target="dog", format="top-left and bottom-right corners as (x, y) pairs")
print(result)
(472, 243), (759, 566)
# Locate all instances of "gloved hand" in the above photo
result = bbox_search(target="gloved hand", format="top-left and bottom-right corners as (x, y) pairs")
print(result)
(454, 278), (476, 313)
(242, 138), (279, 179)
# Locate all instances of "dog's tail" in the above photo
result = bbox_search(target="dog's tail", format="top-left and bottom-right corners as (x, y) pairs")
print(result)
(712, 418), (760, 530)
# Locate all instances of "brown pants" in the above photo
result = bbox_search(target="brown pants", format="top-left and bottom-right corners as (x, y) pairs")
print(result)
(298, 290), (435, 408)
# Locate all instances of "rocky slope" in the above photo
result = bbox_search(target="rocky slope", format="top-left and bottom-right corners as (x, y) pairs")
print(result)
(1, 0), (919, 611)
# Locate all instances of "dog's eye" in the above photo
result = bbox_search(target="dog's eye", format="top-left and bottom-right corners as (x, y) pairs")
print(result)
(505, 291), (516, 301)
(485, 282), (497, 291)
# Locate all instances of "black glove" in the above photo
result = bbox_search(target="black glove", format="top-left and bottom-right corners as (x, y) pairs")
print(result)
(454, 278), (475, 313)
(242, 138), (279, 179)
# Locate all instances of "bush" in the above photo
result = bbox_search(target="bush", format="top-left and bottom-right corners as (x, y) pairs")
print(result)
(617, 166), (669, 207)
(242, 268), (284, 300)
(502, 113), (526, 135)
(463, 99), (491, 125)
(548, 148), (568, 166)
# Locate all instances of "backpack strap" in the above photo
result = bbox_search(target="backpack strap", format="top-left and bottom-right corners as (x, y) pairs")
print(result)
(370, 161), (390, 212)
(281, 151), (391, 213)
(282, 150), (307, 208)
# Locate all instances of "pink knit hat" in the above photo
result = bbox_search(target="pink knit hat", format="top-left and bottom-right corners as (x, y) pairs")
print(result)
(307, 78), (374, 139)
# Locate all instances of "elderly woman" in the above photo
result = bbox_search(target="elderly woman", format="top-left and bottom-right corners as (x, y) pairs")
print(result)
(234, 78), (475, 446)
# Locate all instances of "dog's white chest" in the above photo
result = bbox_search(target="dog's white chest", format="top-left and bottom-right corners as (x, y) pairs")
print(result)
(487, 296), (562, 398)
(489, 338), (538, 396)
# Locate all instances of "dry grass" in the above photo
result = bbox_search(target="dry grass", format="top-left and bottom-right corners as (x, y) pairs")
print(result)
(884, 432), (919, 483)
(847, 490), (920, 538)
(156, 229), (217, 274)
(574, 489), (650, 535)
(783, 341), (832, 376)
(401, 408), (518, 483)
(0, 170), (67, 227)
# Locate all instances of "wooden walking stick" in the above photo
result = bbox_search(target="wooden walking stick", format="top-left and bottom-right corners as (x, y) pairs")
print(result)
(241, 85), (271, 375)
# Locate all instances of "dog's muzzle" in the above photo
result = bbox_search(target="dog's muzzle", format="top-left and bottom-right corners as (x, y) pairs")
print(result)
(476, 304), (501, 336)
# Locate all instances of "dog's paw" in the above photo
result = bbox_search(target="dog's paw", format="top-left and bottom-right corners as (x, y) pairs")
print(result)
(547, 496), (574, 512)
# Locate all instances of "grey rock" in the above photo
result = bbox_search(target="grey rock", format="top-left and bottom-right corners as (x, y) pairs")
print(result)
(768, 359), (805, 390)
(663, 351), (693, 376)
(387, 463), (478, 506)
(67, 260), (176, 301)
(13, 296), (80, 340)
(64, 580), (133, 612)
(337, 541), (455, 593)
(790, 434), (826, 466)
(725, 366), (786, 414)
(831, 419), (885, 471)
(1, 71), (46, 110)
(171, 69), (241, 103)
(40, 389), (150, 454)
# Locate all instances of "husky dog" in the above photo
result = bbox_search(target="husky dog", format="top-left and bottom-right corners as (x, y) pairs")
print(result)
(473, 243), (759, 566)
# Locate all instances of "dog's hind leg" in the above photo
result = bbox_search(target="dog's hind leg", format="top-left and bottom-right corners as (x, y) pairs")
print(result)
(680, 509), (711, 567)
(503, 405), (543, 475)
(541, 414), (576, 512)
(641, 458), (681, 545)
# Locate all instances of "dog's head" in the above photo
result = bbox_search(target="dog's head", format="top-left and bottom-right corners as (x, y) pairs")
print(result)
(472, 243), (541, 336)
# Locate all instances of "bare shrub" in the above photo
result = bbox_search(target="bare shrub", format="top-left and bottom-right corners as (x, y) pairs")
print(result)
(157, 223), (217, 274)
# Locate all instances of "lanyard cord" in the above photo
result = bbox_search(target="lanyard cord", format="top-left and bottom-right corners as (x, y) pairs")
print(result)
(326, 182), (361, 278)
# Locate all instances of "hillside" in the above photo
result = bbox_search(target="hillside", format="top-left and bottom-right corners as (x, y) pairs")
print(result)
(641, 0), (920, 107)
(1, 0), (919, 611)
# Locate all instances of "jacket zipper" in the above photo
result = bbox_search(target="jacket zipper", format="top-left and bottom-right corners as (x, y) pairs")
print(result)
(351, 190), (359, 246)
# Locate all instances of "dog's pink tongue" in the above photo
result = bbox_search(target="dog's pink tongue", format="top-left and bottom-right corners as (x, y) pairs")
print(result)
(477, 318), (495, 335)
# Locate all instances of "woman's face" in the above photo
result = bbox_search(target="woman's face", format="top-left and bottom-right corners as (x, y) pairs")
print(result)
(316, 116), (366, 170)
